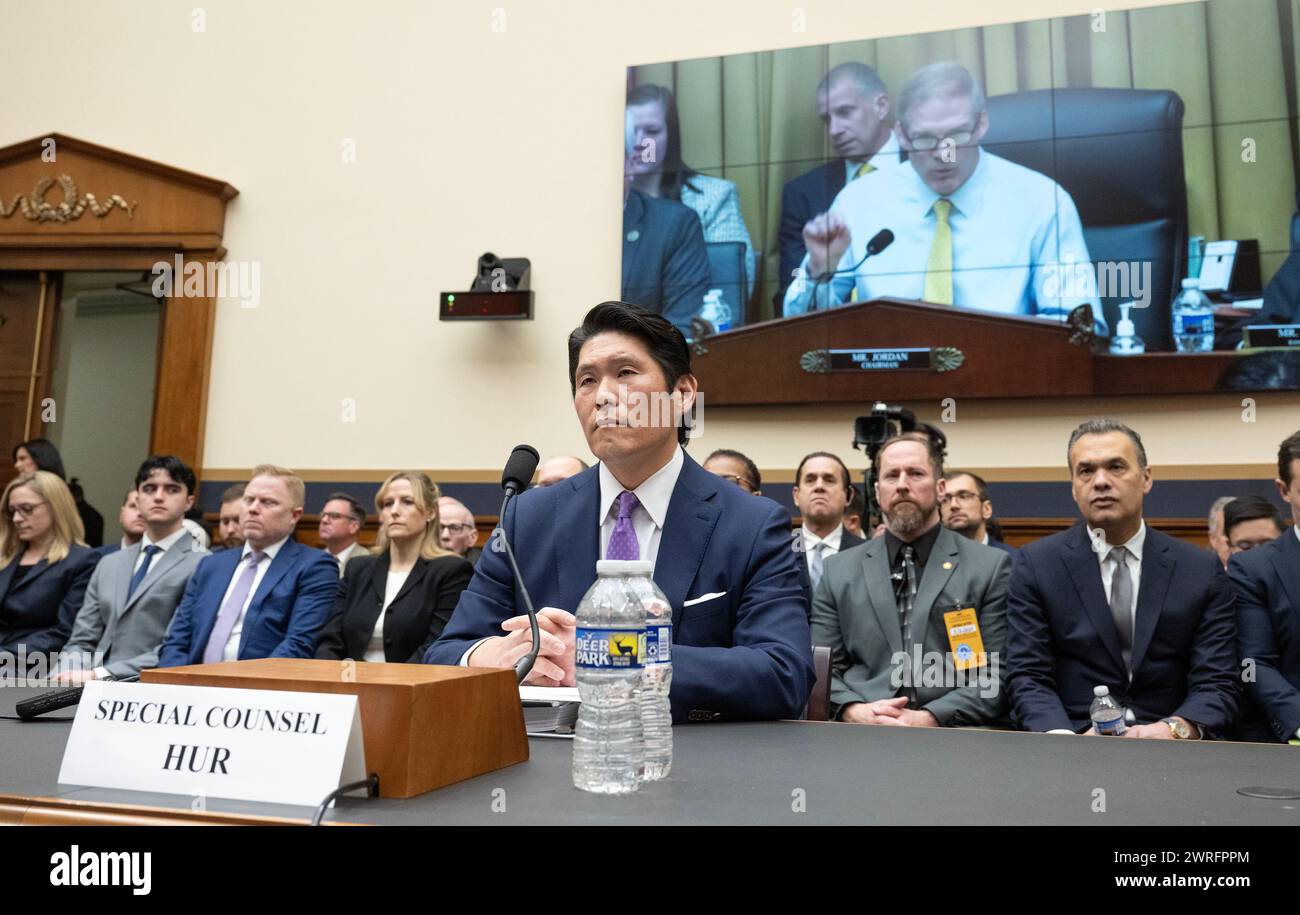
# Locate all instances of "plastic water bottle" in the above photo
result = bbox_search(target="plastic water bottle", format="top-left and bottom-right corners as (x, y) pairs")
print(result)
(626, 562), (672, 780)
(1089, 685), (1127, 736)
(701, 288), (733, 333)
(573, 561), (646, 794)
(1171, 278), (1214, 352)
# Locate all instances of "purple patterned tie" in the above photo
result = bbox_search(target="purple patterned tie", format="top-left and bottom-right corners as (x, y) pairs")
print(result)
(202, 550), (265, 663)
(606, 491), (641, 560)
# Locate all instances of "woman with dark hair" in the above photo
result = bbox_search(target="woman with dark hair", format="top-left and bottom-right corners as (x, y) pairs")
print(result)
(626, 84), (756, 302)
(13, 438), (104, 548)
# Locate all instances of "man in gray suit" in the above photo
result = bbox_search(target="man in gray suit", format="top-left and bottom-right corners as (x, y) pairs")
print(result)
(812, 432), (1011, 726)
(56, 456), (208, 682)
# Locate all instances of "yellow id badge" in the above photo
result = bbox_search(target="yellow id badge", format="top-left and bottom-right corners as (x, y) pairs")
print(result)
(943, 606), (986, 671)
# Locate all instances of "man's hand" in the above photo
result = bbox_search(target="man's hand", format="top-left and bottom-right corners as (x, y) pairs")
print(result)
(53, 668), (97, 686)
(1123, 723), (1174, 739)
(897, 708), (939, 727)
(840, 697), (910, 725)
(468, 607), (577, 686)
(802, 211), (851, 279)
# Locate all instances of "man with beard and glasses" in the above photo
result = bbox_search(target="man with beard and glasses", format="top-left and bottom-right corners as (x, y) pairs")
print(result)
(810, 432), (1011, 726)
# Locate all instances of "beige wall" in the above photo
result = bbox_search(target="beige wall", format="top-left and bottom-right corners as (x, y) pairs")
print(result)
(4, 0), (1294, 480)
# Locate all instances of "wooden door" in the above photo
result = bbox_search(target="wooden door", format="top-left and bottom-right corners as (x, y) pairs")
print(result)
(0, 271), (59, 486)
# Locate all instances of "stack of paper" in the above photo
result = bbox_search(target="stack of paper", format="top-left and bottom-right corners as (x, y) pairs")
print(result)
(519, 686), (580, 736)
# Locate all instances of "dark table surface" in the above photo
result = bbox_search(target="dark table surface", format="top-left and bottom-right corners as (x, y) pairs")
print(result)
(4, 687), (1299, 825)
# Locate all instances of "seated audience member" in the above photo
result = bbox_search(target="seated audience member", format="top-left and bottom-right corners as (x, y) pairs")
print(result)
(702, 448), (762, 495)
(941, 470), (1017, 557)
(627, 84), (756, 299)
(1206, 495), (1235, 568)
(425, 301), (814, 721)
(843, 487), (866, 539)
(622, 110), (711, 336)
(319, 492), (369, 574)
(13, 438), (104, 548)
(214, 483), (245, 551)
(95, 489), (147, 557)
(777, 61), (900, 306)
(1229, 431), (1300, 743)
(812, 433), (1009, 726)
(57, 457), (208, 683)
(1223, 495), (1285, 555)
(1005, 420), (1238, 738)
(437, 496), (481, 564)
(534, 456), (588, 487)
(785, 63), (1103, 333)
(317, 473), (473, 663)
(0, 471), (99, 655)
(157, 465), (338, 666)
(793, 451), (864, 605)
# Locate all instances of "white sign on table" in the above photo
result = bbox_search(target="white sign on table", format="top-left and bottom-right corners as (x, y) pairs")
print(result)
(58, 680), (366, 807)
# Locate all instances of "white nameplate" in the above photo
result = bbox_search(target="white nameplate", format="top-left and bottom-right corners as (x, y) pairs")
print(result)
(58, 681), (365, 808)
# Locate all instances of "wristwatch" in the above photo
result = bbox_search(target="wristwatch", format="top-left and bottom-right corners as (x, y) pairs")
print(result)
(1161, 717), (1193, 739)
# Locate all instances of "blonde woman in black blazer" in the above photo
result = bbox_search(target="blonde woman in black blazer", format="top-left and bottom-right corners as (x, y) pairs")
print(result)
(315, 472), (473, 663)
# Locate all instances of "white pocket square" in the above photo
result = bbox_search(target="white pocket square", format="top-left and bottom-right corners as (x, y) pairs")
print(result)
(683, 591), (727, 607)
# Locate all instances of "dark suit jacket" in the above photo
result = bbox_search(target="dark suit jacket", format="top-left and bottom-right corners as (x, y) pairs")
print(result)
(425, 452), (815, 722)
(1005, 522), (1239, 735)
(1222, 244), (1300, 348)
(0, 544), (100, 654)
(795, 527), (865, 616)
(621, 188), (711, 336)
(988, 537), (1019, 559)
(157, 539), (340, 666)
(316, 552), (474, 663)
(776, 161), (844, 310)
(1229, 530), (1300, 742)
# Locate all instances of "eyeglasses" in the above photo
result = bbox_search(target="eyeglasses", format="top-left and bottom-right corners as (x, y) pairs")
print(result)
(439, 523), (474, 535)
(8, 501), (46, 519)
(940, 490), (984, 504)
(901, 122), (978, 152)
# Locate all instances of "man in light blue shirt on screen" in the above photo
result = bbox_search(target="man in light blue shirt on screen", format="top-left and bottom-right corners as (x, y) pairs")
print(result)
(784, 62), (1104, 333)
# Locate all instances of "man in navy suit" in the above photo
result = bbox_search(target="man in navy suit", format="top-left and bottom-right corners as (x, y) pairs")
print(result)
(1229, 430), (1300, 742)
(792, 450), (865, 611)
(1005, 420), (1238, 738)
(425, 301), (814, 722)
(158, 465), (339, 666)
(622, 188), (710, 337)
(775, 62), (899, 309)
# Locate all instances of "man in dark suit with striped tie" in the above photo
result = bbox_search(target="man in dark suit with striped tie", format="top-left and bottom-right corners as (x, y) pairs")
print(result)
(775, 62), (899, 309)
(1006, 420), (1239, 738)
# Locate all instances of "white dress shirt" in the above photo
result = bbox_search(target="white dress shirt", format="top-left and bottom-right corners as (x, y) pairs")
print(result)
(1089, 520), (1146, 635)
(843, 131), (903, 184)
(802, 523), (845, 561)
(365, 568), (411, 663)
(784, 149), (1104, 332)
(597, 446), (684, 569)
(221, 536), (290, 662)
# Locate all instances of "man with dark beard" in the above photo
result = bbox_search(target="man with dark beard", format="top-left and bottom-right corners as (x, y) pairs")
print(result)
(810, 432), (1011, 726)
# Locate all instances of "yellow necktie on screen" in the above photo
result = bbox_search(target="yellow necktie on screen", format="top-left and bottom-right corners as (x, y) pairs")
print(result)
(924, 198), (953, 305)
(853, 162), (876, 180)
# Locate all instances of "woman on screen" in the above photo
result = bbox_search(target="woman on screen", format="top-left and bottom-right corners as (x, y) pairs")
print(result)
(626, 84), (756, 304)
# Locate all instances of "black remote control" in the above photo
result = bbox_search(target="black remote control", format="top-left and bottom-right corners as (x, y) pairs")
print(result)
(15, 685), (86, 720)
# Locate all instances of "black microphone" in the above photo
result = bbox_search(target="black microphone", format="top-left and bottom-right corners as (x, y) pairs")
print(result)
(495, 445), (542, 682)
(809, 227), (895, 308)
(15, 674), (140, 720)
